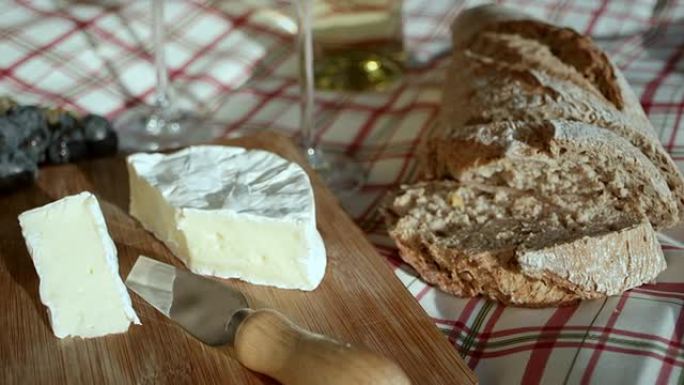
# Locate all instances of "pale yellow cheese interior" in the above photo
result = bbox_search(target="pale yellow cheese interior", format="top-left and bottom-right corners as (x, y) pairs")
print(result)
(19, 194), (137, 338)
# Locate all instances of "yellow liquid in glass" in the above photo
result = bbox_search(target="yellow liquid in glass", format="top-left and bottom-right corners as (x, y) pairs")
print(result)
(311, 0), (404, 91)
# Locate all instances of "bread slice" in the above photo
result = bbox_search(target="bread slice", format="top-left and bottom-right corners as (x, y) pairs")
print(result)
(390, 5), (674, 306)
(423, 120), (679, 229)
(437, 5), (684, 217)
(518, 223), (666, 298)
(384, 181), (666, 306)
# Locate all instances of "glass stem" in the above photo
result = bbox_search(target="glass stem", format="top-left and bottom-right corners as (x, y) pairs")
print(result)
(152, 0), (171, 111)
(297, 0), (315, 152)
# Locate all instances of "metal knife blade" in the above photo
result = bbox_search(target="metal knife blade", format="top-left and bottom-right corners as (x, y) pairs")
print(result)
(125, 256), (411, 385)
(125, 255), (249, 346)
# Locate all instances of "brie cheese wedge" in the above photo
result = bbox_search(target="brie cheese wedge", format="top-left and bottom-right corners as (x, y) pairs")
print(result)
(18, 192), (140, 338)
(127, 146), (327, 291)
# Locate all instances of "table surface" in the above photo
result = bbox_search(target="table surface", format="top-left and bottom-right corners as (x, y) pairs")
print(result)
(1, 1), (684, 384)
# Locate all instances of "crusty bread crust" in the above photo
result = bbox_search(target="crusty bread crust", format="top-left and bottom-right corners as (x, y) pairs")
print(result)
(432, 4), (684, 218)
(424, 120), (678, 229)
(518, 221), (666, 296)
(385, 187), (666, 307)
(390, 229), (581, 307)
(387, 5), (676, 307)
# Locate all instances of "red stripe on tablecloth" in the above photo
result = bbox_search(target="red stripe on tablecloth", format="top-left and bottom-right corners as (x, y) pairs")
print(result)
(5, 1), (108, 73)
(345, 84), (408, 156)
(665, 103), (684, 154)
(468, 304), (505, 369)
(632, 287), (684, 301)
(641, 283), (684, 293)
(72, 2), (282, 91)
(655, 301), (684, 384)
(661, 244), (684, 251)
(30, 0), (153, 62)
(177, 73), (441, 114)
(521, 306), (579, 385)
(11, 3), (208, 115)
(432, 317), (679, 347)
(605, 32), (653, 69)
(225, 79), (295, 134)
(672, 104), (684, 147)
(415, 285), (432, 301)
(3, 74), (84, 112)
(580, 293), (630, 385)
(583, 0), (610, 35)
(166, 11), (252, 84)
(354, 107), (438, 224)
(643, 44), (684, 151)
(448, 297), (481, 347)
(664, 100), (684, 154)
(192, 1), (292, 42)
(433, 319), (684, 349)
(311, 94), (357, 144)
(641, 43), (684, 114)
(462, 341), (684, 366)
(108, 11), (258, 118)
(385, 255), (403, 269)
(615, 1), (679, 66)
(355, 111), (438, 224)
(539, 0), (660, 24)
(641, 102), (684, 110)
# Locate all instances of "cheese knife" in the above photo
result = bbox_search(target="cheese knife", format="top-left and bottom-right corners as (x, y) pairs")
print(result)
(125, 256), (411, 385)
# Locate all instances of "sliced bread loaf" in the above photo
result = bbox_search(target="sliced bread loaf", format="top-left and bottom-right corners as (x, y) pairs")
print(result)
(387, 5), (676, 306)
(384, 181), (666, 306)
(436, 5), (684, 215)
(423, 120), (679, 229)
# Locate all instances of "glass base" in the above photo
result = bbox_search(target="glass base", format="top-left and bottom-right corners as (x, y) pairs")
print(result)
(115, 105), (221, 152)
(314, 50), (403, 92)
(304, 146), (366, 194)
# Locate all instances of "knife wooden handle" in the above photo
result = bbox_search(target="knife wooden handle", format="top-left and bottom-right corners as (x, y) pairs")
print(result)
(232, 309), (411, 385)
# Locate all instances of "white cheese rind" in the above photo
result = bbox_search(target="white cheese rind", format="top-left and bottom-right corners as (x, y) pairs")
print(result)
(18, 192), (140, 338)
(127, 146), (327, 291)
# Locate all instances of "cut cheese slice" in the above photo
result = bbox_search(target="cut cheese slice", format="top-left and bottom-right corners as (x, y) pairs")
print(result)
(18, 192), (140, 338)
(127, 146), (327, 291)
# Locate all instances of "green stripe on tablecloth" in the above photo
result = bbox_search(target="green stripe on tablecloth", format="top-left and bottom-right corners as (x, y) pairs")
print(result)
(563, 298), (606, 385)
(431, 297), (684, 361)
(439, 325), (684, 365)
(468, 333), (683, 357)
(459, 301), (493, 356)
(450, 323), (679, 357)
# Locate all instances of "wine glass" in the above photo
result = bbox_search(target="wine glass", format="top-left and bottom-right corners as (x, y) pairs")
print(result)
(114, 0), (221, 151)
(295, 0), (366, 193)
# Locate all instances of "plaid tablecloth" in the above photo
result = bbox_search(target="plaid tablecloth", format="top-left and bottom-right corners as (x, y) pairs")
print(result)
(2, 0), (684, 384)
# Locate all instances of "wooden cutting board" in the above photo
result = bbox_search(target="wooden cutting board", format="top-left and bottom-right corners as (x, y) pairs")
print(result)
(0, 132), (476, 385)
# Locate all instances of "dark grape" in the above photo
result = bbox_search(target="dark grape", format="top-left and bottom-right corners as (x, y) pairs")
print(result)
(81, 114), (118, 157)
(0, 147), (38, 193)
(0, 99), (119, 192)
(44, 108), (79, 134)
(6, 105), (50, 163)
(0, 116), (21, 149)
(47, 129), (88, 164)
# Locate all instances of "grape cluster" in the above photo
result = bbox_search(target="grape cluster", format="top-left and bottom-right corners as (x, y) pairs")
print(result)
(0, 97), (118, 193)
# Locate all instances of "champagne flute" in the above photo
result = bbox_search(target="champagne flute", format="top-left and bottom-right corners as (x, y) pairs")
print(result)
(114, 0), (220, 151)
(295, 0), (366, 193)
